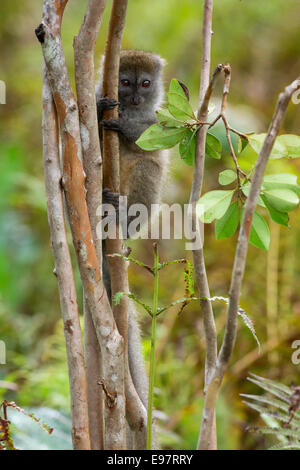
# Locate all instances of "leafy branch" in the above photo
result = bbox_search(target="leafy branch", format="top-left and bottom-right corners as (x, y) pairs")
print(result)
(0, 400), (53, 450)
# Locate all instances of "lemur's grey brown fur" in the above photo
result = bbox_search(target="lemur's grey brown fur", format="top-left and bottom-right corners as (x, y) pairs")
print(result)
(96, 50), (168, 418)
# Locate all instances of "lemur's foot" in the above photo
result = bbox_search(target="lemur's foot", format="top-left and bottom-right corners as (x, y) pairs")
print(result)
(100, 118), (121, 132)
(102, 188), (120, 210)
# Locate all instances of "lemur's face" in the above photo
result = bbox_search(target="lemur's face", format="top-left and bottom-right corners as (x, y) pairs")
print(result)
(118, 68), (157, 108)
(119, 66), (161, 109)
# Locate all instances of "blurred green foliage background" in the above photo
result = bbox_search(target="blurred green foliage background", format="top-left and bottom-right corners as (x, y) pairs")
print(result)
(0, 0), (300, 450)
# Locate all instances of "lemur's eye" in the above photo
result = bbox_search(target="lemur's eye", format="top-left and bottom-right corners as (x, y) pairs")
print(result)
(121, 79), (130, 87)
(142, 80), (151, 88)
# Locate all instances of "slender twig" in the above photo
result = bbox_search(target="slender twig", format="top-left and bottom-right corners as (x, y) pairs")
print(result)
(42, 61), (90, 450)
(208, 65), (246, 184)
(36, 0), (126, 450)
(190, 0), (217, 385)
(74, 0), (107, 450)
(188, 0), (217, 450)
(147, 243), (159, 450)
(198, 77), (300, 450)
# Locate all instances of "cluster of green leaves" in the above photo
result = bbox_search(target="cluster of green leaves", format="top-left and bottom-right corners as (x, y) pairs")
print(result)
(242, 374), (300, 450)
(199, 167), (300, 252)
(137, 78), (300, 252)
(136, 79), (222, 165)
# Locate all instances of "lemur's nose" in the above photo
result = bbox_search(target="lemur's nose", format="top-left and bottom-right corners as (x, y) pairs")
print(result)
(131, 95), (141, 105)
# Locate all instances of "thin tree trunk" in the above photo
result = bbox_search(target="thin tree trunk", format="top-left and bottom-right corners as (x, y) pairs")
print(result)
(42, 61), (90, 450)
(37, 0), (127, 449)
(74, 0), (108, 450)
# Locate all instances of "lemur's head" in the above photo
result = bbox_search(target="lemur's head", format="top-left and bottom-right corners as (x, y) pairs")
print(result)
(118, 50), (166, 110)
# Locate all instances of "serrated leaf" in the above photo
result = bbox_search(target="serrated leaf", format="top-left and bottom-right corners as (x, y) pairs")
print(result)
(206, 133), (222, 159)
(277, 134), (300, 158)
(197, 190), (234, 223)
(247, 211), (270, 251)
(215, 201), (239, 239)
(136, 123), (186, 150)
(218, 169), (237, 186)
(241, 394), (290, 414)
(179, 129), (197, 166)
(248, 373), (292, 396)
(263, 173), (300, 194)
(247, 133), (287, 159)
(262, 188), (299, 212)
(247, 377), (290, 403)
(156, 109), (184, 128)
(261, 195), (289, 227)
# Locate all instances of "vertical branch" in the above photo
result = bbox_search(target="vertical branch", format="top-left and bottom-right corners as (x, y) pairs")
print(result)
(102, 0), (128, 192)
(42, 62), (90, 450)
(74, 0), (107, 450)
(102, 0), (129, 340)
(198, 77), (300, 450)
(101, 0), (147, 448)
(189, 0), (217, 450)
(190, 0), (217, 387)
(36, 0), (127, 450)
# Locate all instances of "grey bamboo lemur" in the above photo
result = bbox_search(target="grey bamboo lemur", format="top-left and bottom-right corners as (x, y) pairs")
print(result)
(96, 50), (168, 409)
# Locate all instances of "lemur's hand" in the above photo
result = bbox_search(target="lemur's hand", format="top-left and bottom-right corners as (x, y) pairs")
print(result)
(100, 118), (122, 133)
(97, 97), (119, 121)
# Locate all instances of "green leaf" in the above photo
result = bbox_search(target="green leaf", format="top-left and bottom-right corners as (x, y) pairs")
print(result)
(263, 173), (300, 194)
(197, 190), (234, 223)
(169, 78), (189, 98)
(248, 373), (292, 397)
(206, 133), (222, 159)
(218, 169), (237, 186)
(248, 211), (270, 251)
(114, 292), (152, 316)
(156, 109), (183, 128)
(215, 201), (239, 239)
(168, 92), (196, 122)
(261, 195), (289, 227)
(179, 129), (197, 166)
(136, 123), (186, 150)
(277, 134), (300, 158)
(262, 188), (299, 212)
(238, 136), (249, 154)
(242, 183), (266, 208)
(247, 133), (287, 160)
(168, 79), (196, 121)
